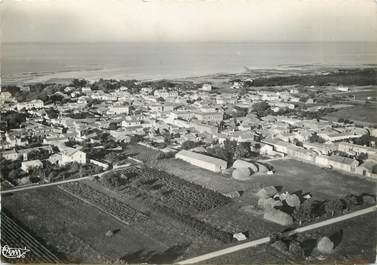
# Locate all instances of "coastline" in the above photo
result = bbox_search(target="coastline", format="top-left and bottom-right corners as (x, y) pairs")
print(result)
(3, 63), (376, 86)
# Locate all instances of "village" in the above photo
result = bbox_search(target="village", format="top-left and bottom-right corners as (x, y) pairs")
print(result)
(1, 76), (377, 183)
(1, 72), (377, 263)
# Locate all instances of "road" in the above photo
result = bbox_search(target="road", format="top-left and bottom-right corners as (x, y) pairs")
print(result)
(177, 205), (377, 264)
(1, 164), (133, 195)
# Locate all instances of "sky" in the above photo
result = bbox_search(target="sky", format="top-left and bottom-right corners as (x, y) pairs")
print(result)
(1, 0), (377, 42)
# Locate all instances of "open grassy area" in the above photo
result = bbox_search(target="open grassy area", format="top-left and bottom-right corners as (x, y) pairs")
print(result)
(153, 157), (376, 202)
(325, 103), (377, 124)
(253, 159), (376, 201)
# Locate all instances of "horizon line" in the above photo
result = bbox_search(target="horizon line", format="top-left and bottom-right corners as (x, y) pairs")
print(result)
(3, 40), (377, 44)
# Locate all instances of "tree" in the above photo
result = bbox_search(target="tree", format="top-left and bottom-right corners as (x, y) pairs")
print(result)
(353, 134), (377, 147)
(71, 79), (88, 88)
(252, 102), (270, 116)
(8, 168), (23, 180)
(108, 122), (119, 130)
(223, 139), (237, 166)
(292, 199), (313, 225)
(1, 111), (27, 129)
(49, 93), (65, 103)
(293, 139), (303, 147)
(356, 153), (368, 163)
(102, 173), (124, 189)
(234, 142), (251, 159)
(181, 140), (199, 150)
(27, 149), (50, 160)
(254, 143), (261, 150)
(206, 139), (237, 167)
(342, 194), (359, 211)
(324, 199), (344, 217)
(309, 133), (326, 143)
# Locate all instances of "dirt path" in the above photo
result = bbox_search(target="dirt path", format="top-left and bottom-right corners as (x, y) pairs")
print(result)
(177, 205), (377, 264)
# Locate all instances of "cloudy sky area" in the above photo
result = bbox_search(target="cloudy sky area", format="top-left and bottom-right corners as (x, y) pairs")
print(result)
(1, 0), (376, 42)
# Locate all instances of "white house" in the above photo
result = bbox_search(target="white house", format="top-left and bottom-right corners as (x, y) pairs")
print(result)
(60, 147), (86, 165)
(154, 90), (178, 98)
(1, 149), (20, 160)
(200, 83), (212, 91)
(21, 160), (43, 172)
(194, 112), (223, 123)
(315, 155), (359, 173)
(337, 86), (349, 92)
(175, 150), (227, 172)
(90, 159), (109, 170)
(108, 105), (130, 115)
(121, 119), (142, 127)
(81, 87), (92, 93)
(16, 99), (44, 111)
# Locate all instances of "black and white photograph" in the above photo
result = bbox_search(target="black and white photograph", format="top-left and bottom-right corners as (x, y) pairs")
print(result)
(0, 0), (377, 264)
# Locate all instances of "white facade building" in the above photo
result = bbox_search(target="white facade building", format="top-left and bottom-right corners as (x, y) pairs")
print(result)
(175, 150), (227, 172)
(16, 100), (44, 111)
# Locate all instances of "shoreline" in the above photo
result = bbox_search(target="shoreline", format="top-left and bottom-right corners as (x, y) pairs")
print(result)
(3, 64), (377, 86)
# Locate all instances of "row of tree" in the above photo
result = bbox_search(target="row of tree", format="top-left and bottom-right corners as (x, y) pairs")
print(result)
(292, 193), (373, 225)
(206, 140), (255, 167)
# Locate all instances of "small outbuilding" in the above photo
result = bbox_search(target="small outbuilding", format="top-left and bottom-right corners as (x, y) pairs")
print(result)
(264, 208), (293, 226)
(21, 160), (43, 172)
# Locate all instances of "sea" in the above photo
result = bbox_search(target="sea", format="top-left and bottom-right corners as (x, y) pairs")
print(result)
(1, 42), (377, 84)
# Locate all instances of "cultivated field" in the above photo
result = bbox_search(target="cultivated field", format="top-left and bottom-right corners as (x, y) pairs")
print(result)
(100, 167), (235, 243)
(60, 181), (149, 224)
(1, 187), (179, 263)
(1, 211), (61, 264)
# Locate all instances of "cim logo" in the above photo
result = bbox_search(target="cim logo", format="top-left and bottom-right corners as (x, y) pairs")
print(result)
(1, 245), (30, 259)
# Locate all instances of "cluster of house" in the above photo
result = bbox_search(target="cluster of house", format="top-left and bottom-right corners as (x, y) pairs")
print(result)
(260, 137), (377, 177)
(1, 80), (376, 187)
(2, 144), (86, 171)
